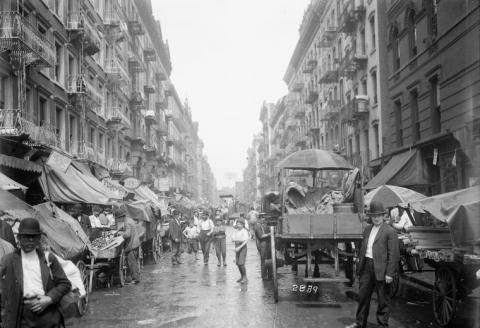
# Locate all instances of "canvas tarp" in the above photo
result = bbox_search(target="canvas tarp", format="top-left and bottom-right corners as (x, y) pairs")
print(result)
(0, 189), (87, 259)
(365, 150), (428, 189)
(39, 164), (122, 204)
(409, 186), (480, 248)
(135, 185), (163, 210)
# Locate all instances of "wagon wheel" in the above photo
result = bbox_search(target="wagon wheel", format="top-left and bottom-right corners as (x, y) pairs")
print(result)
(118, 249), (127, 287)
(432, 266), (457, 327)
(76, 260), (89, 316)
(270, 226), (278, 303)
(389, 274), (400, 298)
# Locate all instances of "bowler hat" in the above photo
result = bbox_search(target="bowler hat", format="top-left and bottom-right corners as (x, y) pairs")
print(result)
(366, 200), (386, 216)
(18, 218), (41, 235)
(114, 206), (126, 218)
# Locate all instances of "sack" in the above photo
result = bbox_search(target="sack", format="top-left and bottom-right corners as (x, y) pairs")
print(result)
(45, 252), (85, 319)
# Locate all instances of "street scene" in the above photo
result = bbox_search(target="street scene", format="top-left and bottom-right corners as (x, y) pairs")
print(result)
(0, 0), (479, 327)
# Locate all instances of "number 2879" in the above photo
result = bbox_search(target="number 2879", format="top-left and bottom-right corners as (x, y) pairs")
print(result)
(292, 285), (319, 293)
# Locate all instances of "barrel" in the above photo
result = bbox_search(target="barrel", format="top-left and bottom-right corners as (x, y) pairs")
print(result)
(333, 203), (355, 213)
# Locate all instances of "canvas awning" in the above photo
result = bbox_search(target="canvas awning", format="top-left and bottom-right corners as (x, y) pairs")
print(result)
(39, 164), (122, 204)
(365, 150), (428, 190)
(0, 171), (28, 191)
(135, 185), (164, 210)
(0, 153), (42, 173)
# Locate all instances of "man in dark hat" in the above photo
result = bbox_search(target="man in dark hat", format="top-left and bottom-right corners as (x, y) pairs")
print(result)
(251, 214), (272, 280)
(116, 208), (141, 284)
(346, 201), (400, 328)
(169, 209), (183, 265)
(0, 218), (71, 328)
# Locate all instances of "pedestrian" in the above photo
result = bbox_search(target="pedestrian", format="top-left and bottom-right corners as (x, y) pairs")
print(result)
(252, 215), (271, 280)
(169, 209), (183, 265)
(0, 236), (14, 260)
(183, 220), (200, 260)
(346, 201), (400, 328)
(117, 209), (141, 284)
(213, 217), (227, 267)
(0, 210), (17, 247)
(232, 218), (249, 284)
(246, 207), (258, 239)
(67, 204), (91, 236)
(198, 212), (214, 265)
(0, 217), (71, 328)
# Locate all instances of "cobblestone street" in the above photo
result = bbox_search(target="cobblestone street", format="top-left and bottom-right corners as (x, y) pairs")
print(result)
(68, 227), (479, 328)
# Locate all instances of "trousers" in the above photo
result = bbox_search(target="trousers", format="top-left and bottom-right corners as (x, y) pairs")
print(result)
(199, 231), (212, 263)
(126, 248), (140, 281)
(21, 303), (63, 328)
(214, 237), (226, 262)
(356, 258), (390, 327)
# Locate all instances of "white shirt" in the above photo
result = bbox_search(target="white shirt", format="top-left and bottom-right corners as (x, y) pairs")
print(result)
(232, 228), (249, 243)
(184, 226), (199, 239)
(21, 250), (46, 298)
(365, 225), (381, 259)
(89, 215), (102, 228)
(233, 219), (249, 231)
(193, 215), (199, 227)
(199, 219), (214, 231)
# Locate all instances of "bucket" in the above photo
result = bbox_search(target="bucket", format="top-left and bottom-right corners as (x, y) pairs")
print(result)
(333, 203), (355, 213)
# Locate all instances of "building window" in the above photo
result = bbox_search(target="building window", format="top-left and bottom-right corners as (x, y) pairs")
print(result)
(361, 79), (367, 95)
(395, 100), (403, 147)
(369, 15), (376, 50)
(373, 124), (380, 158)
(0, 76), (5, 108)
(407, 9), (417, 58)
(55, 107), (64, 147)
(54, 41), (62, 83)
(391, 27), (400, 71)
(410, 90), (420, 142)
(39, 97), (48, 126)
(371, 71), (377, 103)
(360, 28), (366, 55)
(430, 76), (441, 133)
(427, 0), (438, 37)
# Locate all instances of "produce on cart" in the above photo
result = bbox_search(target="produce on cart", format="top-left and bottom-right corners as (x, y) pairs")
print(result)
(396, 186), (480, 327)
(268, 149), (365, 302)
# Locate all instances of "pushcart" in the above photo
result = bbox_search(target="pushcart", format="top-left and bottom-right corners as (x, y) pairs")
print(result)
(268, 149), (365, 302)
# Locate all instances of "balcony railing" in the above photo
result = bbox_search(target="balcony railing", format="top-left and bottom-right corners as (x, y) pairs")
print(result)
(105, 107), (131, 128)
(353, 95), (370, 118)
(143, 47), (156, 61)
(338, 49), (357, 78)
(70, 140), (106, 166)
(347, 150), (370, 167)
(103, 9), (120, 27)
(143, 109), (156, 124)
(130, 91), (146, 109)
(105, 58), (130, 84)
(156, 100), (168, 110)
(108, 159), (133, 174)
(338, 0), (366, 34)
(130, 128), (147, 144)
(128, 54), (144, 73)
(302, 60), (317, 74)
(319, 67), (339, 84)
(66, 12), (100, 55)
(144, 84), (155, 94)
(66, 75), (102, 106)
(294, 105), (306, 119)
(322, 100), (341, 121)
(128, 19), (144, 35)
(0, 11), (56, 66)
(157, 122), (168, 136)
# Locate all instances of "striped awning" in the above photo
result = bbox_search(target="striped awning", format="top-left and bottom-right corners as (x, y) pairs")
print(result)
(0, 153), (42, 173)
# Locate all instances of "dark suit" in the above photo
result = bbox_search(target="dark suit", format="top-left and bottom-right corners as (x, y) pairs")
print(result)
(0, 220), (16, 248)
(169, 218), (182, 263)
(355, 223), (400, 327)
(0, 249), (71, 328)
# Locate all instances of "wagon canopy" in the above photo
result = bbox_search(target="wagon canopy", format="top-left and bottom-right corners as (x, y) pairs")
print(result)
(409, 186), (480, 247)
(276, 149), (353, 170)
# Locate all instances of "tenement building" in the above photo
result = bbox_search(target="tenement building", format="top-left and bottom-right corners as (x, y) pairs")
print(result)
(0, 0), (214, 201)
(366, 0), (479, 194)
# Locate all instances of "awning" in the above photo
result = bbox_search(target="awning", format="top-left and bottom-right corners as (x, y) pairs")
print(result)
(365, 149), (428, 189)
(103, 178), (129, 198)
(0, 153), (42, 173)
(71, 160), (95, 178)
(135, 185), (165, 211)
(90, 163), (110, 180)
(0, 187), (38, 220)
(0, 171), (28, 191)
(39, 164), (122, 204)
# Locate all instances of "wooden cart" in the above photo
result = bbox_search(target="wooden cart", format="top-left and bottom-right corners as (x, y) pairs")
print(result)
(88, 236), (128, 289)
(269, 149), (364, 302)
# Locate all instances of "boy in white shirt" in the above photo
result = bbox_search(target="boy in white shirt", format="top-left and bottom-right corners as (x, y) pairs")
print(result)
(183, 220), (200, 260)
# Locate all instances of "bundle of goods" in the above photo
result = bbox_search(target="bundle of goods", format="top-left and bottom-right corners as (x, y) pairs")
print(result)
(285, 182), (344, 214)
(400, 227), (453, 262)
(91, 231), (117, 249)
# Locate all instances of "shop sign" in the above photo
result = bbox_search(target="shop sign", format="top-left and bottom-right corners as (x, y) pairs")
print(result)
(46, 151), (71, 172)
(123, 177), (140, 190)
(158, 177), (169, 192)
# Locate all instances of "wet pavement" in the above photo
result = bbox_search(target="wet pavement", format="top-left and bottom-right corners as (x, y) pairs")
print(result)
(69, 227), (479, 328)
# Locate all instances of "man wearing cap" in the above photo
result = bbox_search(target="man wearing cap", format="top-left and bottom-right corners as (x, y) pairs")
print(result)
(169, 210), (183, 265)
(346, 201), (400, 328)
(232, 218), (249, 284)
(0, 218), (71, 328)
(198, 212), (214, 265)
(251, 215), (271, 280)
(212, 217), (227, 267)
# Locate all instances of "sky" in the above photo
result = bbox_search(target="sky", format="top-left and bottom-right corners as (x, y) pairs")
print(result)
(151, 0), (310, 188)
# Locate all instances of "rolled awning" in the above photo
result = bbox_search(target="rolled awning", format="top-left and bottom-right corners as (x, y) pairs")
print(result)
(134, 185), (164, 211)
(365, 149), (428, 190)
(39, 164), (122, 204)
(0, 171), (28, 191)
(0, 153), (42, 173)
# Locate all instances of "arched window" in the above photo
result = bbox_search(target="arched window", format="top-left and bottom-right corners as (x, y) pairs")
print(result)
(391, 26), (400, 71)
(407, 9), (417, 57)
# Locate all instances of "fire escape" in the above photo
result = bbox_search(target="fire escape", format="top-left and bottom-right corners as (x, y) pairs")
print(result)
(0, 8), (56, 146)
